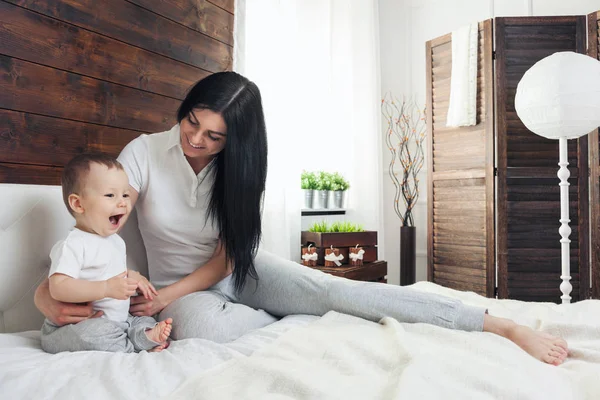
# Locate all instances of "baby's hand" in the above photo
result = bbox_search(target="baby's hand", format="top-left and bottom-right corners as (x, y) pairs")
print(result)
(105, 272), (138, 300)
(128, 270), (159, 300)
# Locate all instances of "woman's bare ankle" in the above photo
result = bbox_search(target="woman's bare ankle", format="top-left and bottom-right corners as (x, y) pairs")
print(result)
(482, 314), (517, 338)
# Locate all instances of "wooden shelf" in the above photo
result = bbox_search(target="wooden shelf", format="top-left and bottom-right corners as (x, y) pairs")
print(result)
(301, 208), (346, 216)
(305, 261), (387, 283)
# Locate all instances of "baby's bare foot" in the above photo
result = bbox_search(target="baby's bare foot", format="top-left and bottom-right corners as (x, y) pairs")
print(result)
(145, 318), (173, 345)
(507, 325), (568, 366)
(148, 342), (169, 353)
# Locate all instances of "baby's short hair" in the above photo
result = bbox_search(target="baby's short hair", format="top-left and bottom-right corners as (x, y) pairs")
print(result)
(62, 153), (124, 215)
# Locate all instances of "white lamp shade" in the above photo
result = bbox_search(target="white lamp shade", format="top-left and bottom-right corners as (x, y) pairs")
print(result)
(515, 51), (600, 140)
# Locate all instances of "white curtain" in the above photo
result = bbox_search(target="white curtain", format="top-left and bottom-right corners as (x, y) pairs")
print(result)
(234, 0), (384, 261)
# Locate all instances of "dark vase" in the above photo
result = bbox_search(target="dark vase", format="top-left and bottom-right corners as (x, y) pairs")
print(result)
(400, 226), (416, 286)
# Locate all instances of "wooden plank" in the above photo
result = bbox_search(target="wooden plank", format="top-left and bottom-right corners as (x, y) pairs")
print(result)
(207, 0), (234, 14)
(577, 129), (590, 300)
(308, 261), (387, 282)
(433, 278), (486, 295)
(434, 144), (486, 157)
(433, 234), (486, 247)
(434, 224), (485, 236)
(483, 19), (496, 298)
(0, 55), (178, 132)
(0, 109), (141, 167)
(505, 167), (578, 179)
(434, 265), (486, 278)
(433, 215), (485, 226)
(128, 0), (234, 45)
(434, 242), (485, 252)
(432, 170), (486, 181)
(499, 16), (585, 25)
(588, 10), (600, 299)
(433, 186), (485, 200)
(433, 125), (485, 139)
(434, 156), (486, 170)
(0, 1), (208, 99)
(301, 231), (378, 248)
(7, 0), (232, 71)
(430, 34), (451, 49)
(0, 162), (62, 185)
(434, 271), (485, 285)
(426, 39), (434, 282)
(433, 200), (486, 210)
(434, 178), (485, 188)
(495, 17), (508, 299)
(434, 257), (487, 271)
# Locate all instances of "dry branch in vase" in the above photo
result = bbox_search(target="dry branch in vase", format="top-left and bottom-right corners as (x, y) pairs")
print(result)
(381, 94), (426, 227)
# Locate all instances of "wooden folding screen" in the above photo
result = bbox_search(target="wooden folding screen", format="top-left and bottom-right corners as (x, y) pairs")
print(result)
(427, 15), (595, 302)
(426, 20), (495, 297)
(589, 11), (600, 299)
(495, 17), (589, 302)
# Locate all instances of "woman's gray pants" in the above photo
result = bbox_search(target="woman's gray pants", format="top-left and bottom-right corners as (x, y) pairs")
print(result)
(159, 250), (486, 343)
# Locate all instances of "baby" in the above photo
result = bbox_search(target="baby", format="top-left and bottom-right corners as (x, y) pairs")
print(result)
(40, 153), (172, 353)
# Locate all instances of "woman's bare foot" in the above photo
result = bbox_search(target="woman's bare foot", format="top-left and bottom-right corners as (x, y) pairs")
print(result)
(145, 318), (173, 349)
(507, 325), (568, 365)
(483, 314), (568, 366)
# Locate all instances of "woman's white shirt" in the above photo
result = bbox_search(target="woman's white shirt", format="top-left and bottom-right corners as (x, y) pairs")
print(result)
(117, 124), (220, 288)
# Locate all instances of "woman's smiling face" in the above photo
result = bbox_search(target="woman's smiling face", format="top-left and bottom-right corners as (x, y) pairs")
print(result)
(179, 108), (227, 160)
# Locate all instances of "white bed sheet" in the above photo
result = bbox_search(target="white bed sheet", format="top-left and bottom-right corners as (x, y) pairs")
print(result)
(0, 314), (318, 400)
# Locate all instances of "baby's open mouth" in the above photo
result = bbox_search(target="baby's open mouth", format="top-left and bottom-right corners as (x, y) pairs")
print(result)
(109, 214), (124, 226)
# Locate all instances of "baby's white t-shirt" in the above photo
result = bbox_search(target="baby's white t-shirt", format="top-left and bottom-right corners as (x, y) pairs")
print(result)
(117, 124), (220, 289)
(48, 228), (130, 322)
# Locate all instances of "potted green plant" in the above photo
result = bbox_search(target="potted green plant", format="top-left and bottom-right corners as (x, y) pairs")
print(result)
(328, 172), (350, 209)
(301, 170), (318, 208)
(314, 171), (332, 209)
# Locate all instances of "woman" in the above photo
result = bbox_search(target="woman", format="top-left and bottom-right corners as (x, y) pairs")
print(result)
(35, 72), (568, 365)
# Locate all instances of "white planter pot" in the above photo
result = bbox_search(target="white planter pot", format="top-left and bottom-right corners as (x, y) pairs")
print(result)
(303, 189), (314, 208)
(332, 190), (345, 208)
(313, 190), (329, 209)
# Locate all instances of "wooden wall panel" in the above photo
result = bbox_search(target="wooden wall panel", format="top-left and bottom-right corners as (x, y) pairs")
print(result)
(427, 20), (495, 298)
(0, 1), (209, 99)
(0, 56), (179, 132)
(495, 16), (589, 302)
(589, 10), (600, 299)
(0, 0), (234, 185)
(208, 0), (234, 14)
(128, 0), (233, 46)
(5, 0), (232, 71)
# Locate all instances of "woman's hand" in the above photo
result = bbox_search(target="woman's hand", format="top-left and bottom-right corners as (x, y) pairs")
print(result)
(34, 278), (104, 325)
(129, 289), (168, 317)
(127, 270), (159, 300)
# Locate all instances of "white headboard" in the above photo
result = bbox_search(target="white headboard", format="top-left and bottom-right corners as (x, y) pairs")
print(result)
(0, 184), (148, 333)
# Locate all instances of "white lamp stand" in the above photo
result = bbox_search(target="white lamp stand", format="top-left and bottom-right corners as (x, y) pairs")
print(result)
(557, 137), (572, 303)
(515, 51), (600, 304)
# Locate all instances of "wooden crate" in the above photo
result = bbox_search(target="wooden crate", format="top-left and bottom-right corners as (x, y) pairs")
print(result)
(301, 231), (378, 266)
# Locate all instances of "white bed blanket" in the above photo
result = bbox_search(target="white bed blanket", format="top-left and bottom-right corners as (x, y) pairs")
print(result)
(169, 282), (600, 400)
(0, 315), (317, 399)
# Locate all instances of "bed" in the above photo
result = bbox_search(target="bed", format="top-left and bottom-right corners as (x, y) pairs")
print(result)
(1, 184), (600, 399)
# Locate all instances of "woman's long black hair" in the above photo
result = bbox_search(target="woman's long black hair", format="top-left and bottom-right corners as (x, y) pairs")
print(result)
(177, 72), (268, 294)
